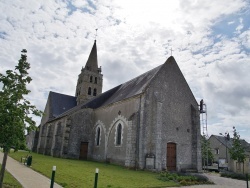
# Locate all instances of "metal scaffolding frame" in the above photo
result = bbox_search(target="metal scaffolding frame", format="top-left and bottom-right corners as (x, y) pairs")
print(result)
(200, 99), (208, 172)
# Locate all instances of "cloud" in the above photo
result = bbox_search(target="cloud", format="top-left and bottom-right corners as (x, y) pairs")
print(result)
(235, 17), (244, 34)
(0, 0), (250, 142)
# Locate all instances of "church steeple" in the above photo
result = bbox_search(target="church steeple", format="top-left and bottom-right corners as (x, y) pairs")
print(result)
(75, 40), (103, 105)
(84, 40), (99, 73)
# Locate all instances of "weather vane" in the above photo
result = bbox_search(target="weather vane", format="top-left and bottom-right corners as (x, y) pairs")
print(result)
(95, 28), (98, 40)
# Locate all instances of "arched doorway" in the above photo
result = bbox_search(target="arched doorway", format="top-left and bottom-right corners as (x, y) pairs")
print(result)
(167, 142), (176, 171)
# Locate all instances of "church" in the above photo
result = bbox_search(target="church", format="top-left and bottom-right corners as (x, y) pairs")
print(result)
(32, 40), (202, 172)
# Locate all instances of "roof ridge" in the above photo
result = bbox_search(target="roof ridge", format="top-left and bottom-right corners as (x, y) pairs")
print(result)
(49, 91), (75, 98)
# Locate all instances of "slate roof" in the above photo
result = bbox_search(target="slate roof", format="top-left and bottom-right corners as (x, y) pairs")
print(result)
(48, 62), (163, 122)
(100, 64), (162, 106)
(211, 135), (250, 153)
(48, 91), (77, 120)
(212, 135), (233, 148)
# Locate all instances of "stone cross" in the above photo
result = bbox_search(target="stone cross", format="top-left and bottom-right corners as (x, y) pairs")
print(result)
(170, 48), (174, 56)
(95, 28), (98, 40)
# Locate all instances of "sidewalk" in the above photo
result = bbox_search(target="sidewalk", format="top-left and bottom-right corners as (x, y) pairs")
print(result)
(0, 152), (62, 188)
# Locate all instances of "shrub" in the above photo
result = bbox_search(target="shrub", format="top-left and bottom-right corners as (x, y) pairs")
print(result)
(221, 172), (248, 180)
(193, 174), (209, 182)
(157, 171), (211, 185)
(179, 180), (187, 186)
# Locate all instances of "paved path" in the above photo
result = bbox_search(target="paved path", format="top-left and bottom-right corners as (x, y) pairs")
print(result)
(0, 152), (62, 188)
(170, 173), (249, 188)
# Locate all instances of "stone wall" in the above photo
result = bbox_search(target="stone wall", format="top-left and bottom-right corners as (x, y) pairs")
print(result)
(32, 129), (40, 152)
(125, 112), (138, 168)
(37, 123), (48, 154)
(66, 108), (94, 159)
(52, 121), (64, 157)
(140, 58), (201, 171)
(89, 97), (140, 167)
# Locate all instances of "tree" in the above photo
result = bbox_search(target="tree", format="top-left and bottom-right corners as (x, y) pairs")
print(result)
(201, 135), (214, 168)
(229, 126), (246, 173)
(0, 49), (42, 188)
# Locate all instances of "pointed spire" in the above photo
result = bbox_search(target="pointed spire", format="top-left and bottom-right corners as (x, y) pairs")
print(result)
(85, 40), (98, 73)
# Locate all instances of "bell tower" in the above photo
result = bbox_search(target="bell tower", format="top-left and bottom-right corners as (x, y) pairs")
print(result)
(75, 40), (103, 105)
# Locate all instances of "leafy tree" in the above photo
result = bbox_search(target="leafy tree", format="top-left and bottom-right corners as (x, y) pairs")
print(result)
(0, 49), (42, 188)
(229, 126), (246, 172)
(201, 135), (214, 166)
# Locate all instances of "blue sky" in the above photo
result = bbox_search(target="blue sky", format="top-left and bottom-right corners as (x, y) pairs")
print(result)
(0, 0), (250, 142)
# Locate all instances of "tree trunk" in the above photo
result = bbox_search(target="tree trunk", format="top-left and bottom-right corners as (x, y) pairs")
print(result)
(0, 151), (8, 188)
(243, 161), (244, 174)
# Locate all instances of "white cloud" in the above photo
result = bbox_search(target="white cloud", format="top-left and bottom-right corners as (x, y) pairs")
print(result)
(228, 21), (235, 25)
(0, 0), (250, 142)
(240, 30), (250, 49)
(235, 17), (244, 34)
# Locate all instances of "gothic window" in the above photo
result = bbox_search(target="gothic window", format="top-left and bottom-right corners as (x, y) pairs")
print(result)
(116, 123), (122, 146)
(93, 88), (97, 96)
(96, 127), (100, 146)
(90, 76), (93, 82)
(88, 87), (91, 95)
(95, 77), (97, 84)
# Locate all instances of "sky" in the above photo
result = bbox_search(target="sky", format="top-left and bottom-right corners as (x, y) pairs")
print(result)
(0, 0), (250, 142)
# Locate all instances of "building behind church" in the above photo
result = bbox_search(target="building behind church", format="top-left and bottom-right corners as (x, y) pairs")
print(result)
(31, 40), (202, 172)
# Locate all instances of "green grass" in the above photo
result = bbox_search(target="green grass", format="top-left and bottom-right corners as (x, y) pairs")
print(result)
(0, 164), (22, 188)
(8, 150), (178, 188)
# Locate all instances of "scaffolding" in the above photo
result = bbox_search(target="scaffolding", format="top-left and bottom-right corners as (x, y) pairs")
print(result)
(200, 99), (208, 172)
(200, 99), (208, 137)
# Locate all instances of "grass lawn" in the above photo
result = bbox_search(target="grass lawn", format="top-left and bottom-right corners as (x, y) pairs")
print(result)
(0, 164), (22, 188)
(9, 150), (178, 188)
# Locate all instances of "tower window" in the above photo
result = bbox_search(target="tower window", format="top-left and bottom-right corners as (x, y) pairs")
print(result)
(116, 123), (122, 145)
(90, 76), (93, 83)
(96, 127), (100, 146)
(95, 77), (97, 84)
(88, 87), (91, 95)
(93, 88), (97, 96)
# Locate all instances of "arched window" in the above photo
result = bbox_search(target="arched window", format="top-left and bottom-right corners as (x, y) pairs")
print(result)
(116, 124), (122, 145)
(88, 87), (91, 95)
(95, 77), (97, 84)
(90, 76), (93, 82)
(96, 127), (100, 146)
(93, 88), (97, 96)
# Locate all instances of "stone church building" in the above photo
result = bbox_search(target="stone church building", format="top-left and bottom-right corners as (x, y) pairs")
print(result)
(32, 40), (202, 172)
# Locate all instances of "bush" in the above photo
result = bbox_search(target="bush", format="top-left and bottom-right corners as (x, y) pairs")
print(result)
(221, 172), (249, 180)
(157, 171), (211, 185)
(179, 180), (187, 186)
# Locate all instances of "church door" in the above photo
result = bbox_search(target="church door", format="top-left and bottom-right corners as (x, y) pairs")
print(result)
(79, 142), (88, 160)
(167, 142), (176, 171)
